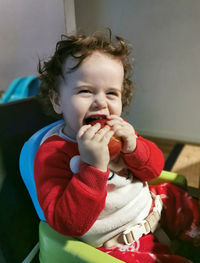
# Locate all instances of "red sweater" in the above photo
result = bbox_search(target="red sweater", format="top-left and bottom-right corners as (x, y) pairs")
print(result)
(34, 135), (164, 237)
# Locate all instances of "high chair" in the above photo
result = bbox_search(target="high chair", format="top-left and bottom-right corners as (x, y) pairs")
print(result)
(19, 120), (187, 263)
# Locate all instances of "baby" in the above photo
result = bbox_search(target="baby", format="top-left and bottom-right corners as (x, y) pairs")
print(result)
(35, 30), (200, 263)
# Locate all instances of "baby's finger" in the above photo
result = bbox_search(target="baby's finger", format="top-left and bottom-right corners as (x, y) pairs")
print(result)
(81, 123), (101, 140)
(107, 115), (124, 122)
(94, 125), (111, 141)
(107, 119), (122, 127)
(106, 117), (124, 127)
(102, 129), (115, 144)
(77, 124), (91, 138)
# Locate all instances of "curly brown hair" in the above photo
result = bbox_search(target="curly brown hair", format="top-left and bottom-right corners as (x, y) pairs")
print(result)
(38, 29), (134, 118)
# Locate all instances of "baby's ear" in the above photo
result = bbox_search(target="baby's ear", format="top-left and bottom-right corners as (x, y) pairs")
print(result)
(50, 90), (62, 114)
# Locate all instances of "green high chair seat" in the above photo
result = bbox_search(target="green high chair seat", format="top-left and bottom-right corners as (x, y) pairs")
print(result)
(39, 221), (123, 263)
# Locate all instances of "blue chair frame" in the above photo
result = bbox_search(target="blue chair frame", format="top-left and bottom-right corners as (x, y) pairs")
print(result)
(19, 119), (64, 221)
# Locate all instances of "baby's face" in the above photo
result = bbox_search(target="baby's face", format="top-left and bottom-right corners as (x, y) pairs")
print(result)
(51, 51), (124, 140)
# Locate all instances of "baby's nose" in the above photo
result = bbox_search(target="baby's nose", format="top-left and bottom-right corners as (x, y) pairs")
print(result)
(93, 93), (107, 108)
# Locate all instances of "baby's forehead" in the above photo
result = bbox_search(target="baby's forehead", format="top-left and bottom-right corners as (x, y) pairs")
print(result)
(63, 51), (123, 73)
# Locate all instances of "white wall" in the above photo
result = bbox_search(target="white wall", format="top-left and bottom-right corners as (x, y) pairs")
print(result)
(0, 0), (66, 92)
(75, 0), (200, 143)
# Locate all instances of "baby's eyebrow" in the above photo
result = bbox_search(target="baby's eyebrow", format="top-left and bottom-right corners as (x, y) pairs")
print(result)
(107, 87), (122, 92)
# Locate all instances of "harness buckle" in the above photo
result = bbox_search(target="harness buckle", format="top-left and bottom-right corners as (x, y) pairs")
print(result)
(123, 220), (151, 245)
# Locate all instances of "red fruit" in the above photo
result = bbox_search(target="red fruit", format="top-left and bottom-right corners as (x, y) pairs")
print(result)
(89, 118), (122, 159)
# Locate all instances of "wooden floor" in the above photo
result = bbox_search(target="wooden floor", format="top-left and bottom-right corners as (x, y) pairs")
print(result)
(146, 136), (200, 197)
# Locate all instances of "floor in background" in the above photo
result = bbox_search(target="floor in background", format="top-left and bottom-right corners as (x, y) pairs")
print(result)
(146, 136), (200, 197)
(145, 137), (177, 161)
(171, 144), (200, 188)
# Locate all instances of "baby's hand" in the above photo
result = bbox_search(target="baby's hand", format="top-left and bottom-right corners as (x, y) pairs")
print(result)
(76, 123), (114, 172)
(107, 115), (137, 154)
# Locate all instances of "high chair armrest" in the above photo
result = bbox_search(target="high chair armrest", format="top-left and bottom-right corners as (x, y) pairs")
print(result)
(149, 170), (187, 189)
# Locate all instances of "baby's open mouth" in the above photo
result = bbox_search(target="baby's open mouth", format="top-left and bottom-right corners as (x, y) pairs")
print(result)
(84, 115), (107, 125)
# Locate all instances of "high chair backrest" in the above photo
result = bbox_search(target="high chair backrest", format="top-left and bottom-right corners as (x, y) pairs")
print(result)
(19, 119), (64, 221)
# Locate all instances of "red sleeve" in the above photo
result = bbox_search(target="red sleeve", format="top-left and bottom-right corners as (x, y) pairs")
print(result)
(122, 136), (164, 182)
(34, 136), (109, 237)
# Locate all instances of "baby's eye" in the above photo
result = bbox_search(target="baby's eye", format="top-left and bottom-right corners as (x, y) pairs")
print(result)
(107, 91), (119, 97)
(78, 89), (91, 94)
